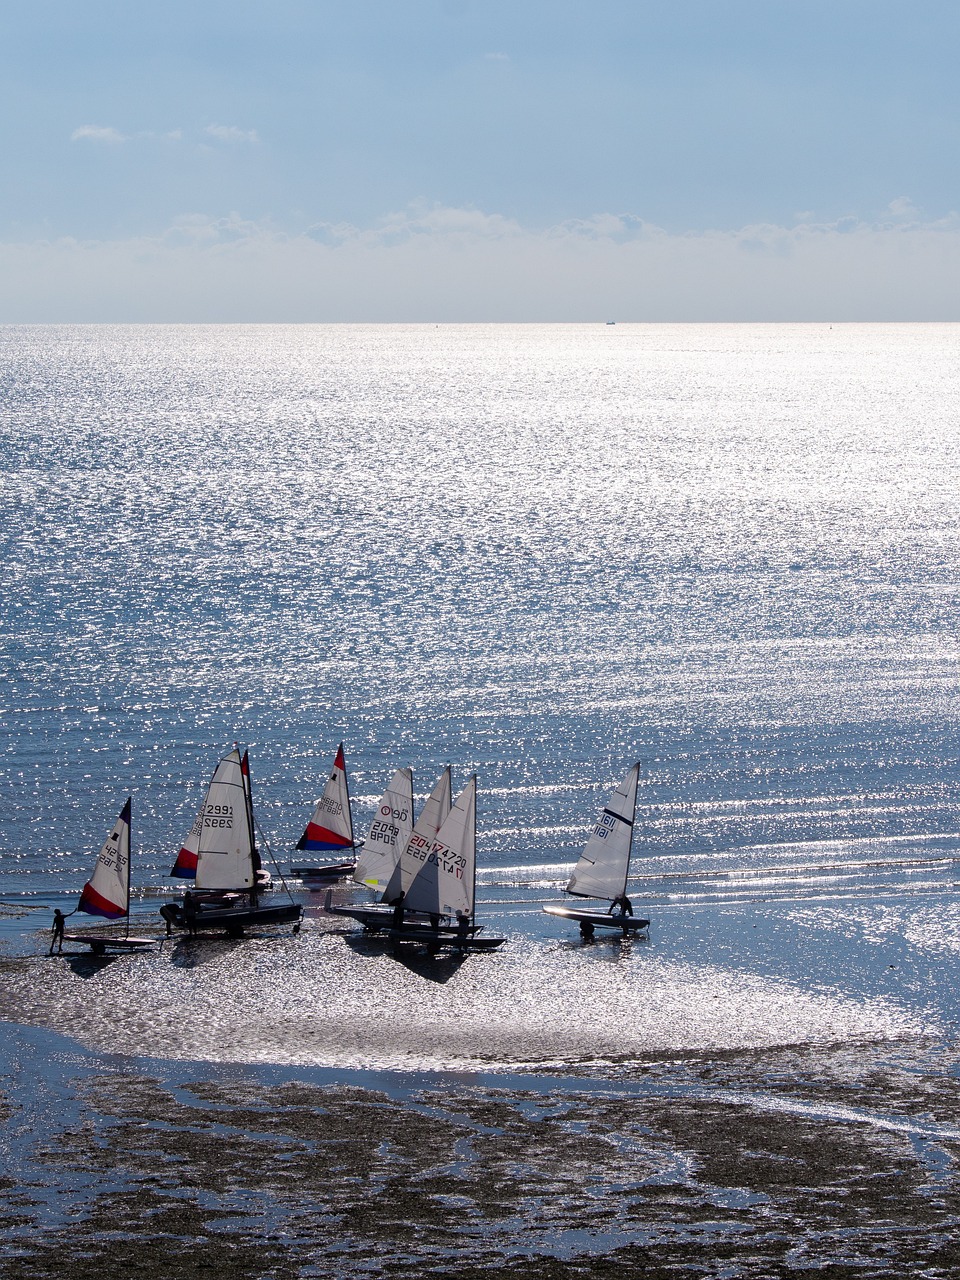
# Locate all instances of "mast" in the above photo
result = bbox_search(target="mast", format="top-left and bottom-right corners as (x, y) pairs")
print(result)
(125, 795), (131, 938)
(241, 749), (258, 905)
(340, 742), (355, 849)
(471, 774), (478, 927)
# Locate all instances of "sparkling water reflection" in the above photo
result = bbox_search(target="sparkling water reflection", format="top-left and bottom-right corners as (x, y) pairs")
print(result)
(2, 323), (960, 1065)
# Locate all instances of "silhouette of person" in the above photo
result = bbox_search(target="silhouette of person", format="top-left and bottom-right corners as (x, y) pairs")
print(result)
(50, 909), (66, 955)
(391, 891), (406, 930)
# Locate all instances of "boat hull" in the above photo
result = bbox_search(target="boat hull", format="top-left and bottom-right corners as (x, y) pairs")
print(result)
(324, 898), (484, 935)
(324, 902), (397, 929)
(290, 862), (356, 881)
(381, 926), (505, 952)
(324, 894), (499, 948)
(542, 904), (649, 935)
(160, 900), (303, 936)
(62, 933), (156, 955)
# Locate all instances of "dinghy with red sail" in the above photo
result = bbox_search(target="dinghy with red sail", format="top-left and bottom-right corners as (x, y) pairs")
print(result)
(290, 743), (358, 879)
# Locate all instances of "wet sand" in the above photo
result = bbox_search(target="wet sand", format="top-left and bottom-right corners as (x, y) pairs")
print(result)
(0, 908), (929, 1072)
(1, 902), (960, 1277)
(1, 1023), (960, 1279)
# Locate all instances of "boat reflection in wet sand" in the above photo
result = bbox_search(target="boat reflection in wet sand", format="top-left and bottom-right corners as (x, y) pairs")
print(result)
(542, 763), (651, 938)
(160, 748), (301, 938)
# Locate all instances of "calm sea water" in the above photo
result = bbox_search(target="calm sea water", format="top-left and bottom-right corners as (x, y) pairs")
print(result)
(1, 322), (960, 1056)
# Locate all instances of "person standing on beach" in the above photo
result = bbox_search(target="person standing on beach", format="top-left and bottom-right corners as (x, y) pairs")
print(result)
(391, 891), (406, 931)
(49, 909), (66, 955)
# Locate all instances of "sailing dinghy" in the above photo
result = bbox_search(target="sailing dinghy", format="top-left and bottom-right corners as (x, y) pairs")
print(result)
(64, 798), (155, 954)
(353, 766), (415, 893)
(289, 743), (358, 880)
(160, 749), (302, 937)
(542, 763), (650, 938)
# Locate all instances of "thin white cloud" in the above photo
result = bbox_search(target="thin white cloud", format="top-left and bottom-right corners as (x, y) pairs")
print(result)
(888, 196), (920, 219)
(3, 205), (960, 321)
(70, 125), (126, 144)
(204, 124), (259, 144)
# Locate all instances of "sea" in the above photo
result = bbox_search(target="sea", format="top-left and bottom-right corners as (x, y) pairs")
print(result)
(2, 323), (960, 1276)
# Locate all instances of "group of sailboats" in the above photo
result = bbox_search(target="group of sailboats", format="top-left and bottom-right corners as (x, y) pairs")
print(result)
(56, 745), (650, 954)
(325, 765), (505, 952)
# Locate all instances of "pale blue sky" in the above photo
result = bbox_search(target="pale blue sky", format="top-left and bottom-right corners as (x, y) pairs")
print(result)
(2, 1), (959, 318)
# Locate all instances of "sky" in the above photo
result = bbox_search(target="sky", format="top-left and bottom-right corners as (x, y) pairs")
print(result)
(2, 0), (960, 320)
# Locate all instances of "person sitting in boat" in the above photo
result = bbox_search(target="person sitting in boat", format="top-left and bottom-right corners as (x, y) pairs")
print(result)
(610, 894), (633, 917)
(49, 908), (66, 955)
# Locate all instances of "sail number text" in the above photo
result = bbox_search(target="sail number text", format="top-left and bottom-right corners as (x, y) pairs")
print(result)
(202, 803), (234, 829)
(371, 804), (410, 846)
(406, 832), (466, 876)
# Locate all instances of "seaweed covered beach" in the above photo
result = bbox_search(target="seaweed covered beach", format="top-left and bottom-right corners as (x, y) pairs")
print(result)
(2, 891), (960, 1279)
(2, 1024), (960, 1279)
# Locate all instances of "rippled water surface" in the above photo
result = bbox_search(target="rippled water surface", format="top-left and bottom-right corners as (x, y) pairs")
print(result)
(2, 322), (960, 1065)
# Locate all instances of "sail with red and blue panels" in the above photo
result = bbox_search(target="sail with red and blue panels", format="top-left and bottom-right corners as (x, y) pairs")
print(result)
(170, 803), (201, 879)
(296, 743), (355, 852)
(78, 797), (131, 919)
(170, 748), (254, 882)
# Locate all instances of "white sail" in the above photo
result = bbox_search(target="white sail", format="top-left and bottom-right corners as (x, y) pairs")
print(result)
(566, 763), (640, 901)
(353, 767), (414, 891)
(403, 775), (476, 919)
(194, 749), (256, 891)
(296, 743), (355, 854)
(78, 798), (131, 919)
(381, 766), (452, 903)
